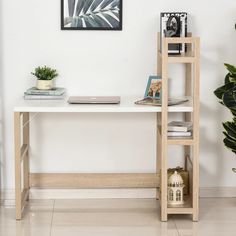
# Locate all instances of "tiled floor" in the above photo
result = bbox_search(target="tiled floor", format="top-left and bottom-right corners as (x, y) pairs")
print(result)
(0, 198), (236, 236)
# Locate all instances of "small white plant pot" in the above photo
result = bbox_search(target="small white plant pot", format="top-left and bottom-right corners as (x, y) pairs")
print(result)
(37, 80), (53, 90)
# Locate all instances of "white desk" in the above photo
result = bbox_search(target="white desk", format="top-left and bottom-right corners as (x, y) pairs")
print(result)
(14, 96), (192, 220)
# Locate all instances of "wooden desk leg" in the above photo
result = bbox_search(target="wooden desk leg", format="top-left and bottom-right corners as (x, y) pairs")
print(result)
(23, 113), (30, 201)
(14, 112), (22, 220)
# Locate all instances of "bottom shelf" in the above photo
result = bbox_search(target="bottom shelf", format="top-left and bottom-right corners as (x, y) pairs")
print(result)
(167, 195), (193, 214)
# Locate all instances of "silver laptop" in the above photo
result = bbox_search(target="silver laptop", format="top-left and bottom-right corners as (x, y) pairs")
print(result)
(68, 96), (120, 104)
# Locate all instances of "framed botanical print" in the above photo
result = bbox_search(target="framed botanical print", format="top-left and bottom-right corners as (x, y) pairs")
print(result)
(61, 0), (122, 30)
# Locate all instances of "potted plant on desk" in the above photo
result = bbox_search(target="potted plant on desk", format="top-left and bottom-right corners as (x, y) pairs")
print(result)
(31, 66), (58, 90)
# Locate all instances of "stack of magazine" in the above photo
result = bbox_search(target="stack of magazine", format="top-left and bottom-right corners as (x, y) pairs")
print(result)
(167, 121), (192, 137)
(24, 87), (66, 100)
(135, 97), (188, 106)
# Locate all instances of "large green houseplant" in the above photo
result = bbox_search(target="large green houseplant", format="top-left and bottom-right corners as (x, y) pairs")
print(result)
(214, 63), (236, 172)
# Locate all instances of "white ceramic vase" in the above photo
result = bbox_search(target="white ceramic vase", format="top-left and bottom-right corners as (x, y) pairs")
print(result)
(37, 80), (53, 90)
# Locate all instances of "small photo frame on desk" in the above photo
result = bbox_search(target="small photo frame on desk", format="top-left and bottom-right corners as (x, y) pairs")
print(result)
(144, 76), (162, 99)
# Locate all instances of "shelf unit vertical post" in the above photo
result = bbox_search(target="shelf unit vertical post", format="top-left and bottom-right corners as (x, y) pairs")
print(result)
(192, 38), (200, 221)
(160, 38), (169, 222)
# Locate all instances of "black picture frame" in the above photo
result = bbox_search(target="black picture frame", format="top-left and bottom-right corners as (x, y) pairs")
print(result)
(61, 0), (123, 31)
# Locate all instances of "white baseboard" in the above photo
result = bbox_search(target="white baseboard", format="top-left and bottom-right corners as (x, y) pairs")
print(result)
(1, 187), (236, 201)
(200, 187), (236, 198)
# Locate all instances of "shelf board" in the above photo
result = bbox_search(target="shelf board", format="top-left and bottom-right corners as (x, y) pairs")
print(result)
(159, 51), (196, 64)
(14, 96), (193, 113)
(167, 196), (193, 214)
(167, 137), (194, 145)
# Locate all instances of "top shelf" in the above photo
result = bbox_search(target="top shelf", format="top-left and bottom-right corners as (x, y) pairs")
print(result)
(158, 36), (200, 64)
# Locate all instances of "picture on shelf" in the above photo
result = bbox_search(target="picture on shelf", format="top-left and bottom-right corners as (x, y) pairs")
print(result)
(160, 12), (187, 54)
(144, 76), (162, 99)
(61, 0), (122, 30)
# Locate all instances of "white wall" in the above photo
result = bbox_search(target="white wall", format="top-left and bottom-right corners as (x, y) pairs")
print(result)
(1, 0), (236, 192)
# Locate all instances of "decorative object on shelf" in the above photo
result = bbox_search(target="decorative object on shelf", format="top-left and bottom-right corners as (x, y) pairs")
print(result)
(31, 66), (58, 90)
(144, 76), (162, 99)
(61, 0), (122, 31)
(168, 121), (192, 132)
(168, 121), (192, 137)
(168, 167), (189, 195)
(214, 63), (236, 173)
(134, 97), (188, 106)
(160, 12), (187, 54)
(168, 171), (185, 205)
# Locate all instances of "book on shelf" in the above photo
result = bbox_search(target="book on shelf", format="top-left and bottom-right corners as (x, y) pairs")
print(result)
(160, 12), (187, 54)
(24, 93), (65, 100)
(168, 121), (192, 132)
(135, 97), (188, 106)
(25, 87), (66, 96)
(167, 131), (191, 137)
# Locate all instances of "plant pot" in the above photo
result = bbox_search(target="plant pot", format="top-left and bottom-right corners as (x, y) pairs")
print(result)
(37, 80), (53, 90)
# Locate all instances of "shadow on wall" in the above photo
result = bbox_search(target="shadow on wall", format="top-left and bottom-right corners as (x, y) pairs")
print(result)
(200, 102), (224, 186)
(0, 0), (5, 194)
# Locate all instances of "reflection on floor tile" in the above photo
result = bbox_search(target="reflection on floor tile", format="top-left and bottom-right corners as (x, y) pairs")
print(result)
(1, 198), (236, 236)
(51, 226), (179, 236)
(52, 199), (176, 236)
(174, 198), (236, 236)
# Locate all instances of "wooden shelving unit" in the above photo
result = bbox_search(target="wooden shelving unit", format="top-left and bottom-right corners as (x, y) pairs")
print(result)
(157, 34), (200, 221)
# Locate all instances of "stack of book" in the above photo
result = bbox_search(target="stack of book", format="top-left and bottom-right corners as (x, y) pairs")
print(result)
(24, 87), (66, 100)
(167, 121), (192, 137)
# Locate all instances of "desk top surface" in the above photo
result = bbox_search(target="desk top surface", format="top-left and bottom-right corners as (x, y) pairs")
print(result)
(14, 96), (193, 113)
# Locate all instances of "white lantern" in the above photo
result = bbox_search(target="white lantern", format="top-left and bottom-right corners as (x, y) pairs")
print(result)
(168, 171), (185, 205)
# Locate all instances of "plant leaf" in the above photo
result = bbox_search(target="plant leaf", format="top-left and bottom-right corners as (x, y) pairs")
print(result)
(90, 0), (104, 12)
(102, 12), (119, 28)
(100, 0), (115, 9)
(83, 15), (100, 27)
(82, 0), (94, 14)
(111, 0), (119, 8)
(223, 121), (236, 140)
(225, 63), (236, 75)
(225, 73), (231, 84)
(92, 14), (111, 27)
(223, 137), (236, 154)
(64, 17), (73, 26)
(214, 82), (235, 100)
(76, 0), (86, 16)
(223, 91), (236, 111)
(68, 0), (76, 17)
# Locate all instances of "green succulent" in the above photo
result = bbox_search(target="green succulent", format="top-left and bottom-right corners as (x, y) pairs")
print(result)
(214, 63), (236, 172)
(31, 66), (58, 80)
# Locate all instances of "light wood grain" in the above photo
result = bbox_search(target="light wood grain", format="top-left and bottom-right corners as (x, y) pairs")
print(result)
(160, 38), (169, 222)
(159, 34), (200, 221)
(192, 38), (200, 221)
(21, 188), (29, 206)
(14, 112), (22, 220)
(167, 138), (194, 146)
(23, 113), (30, 201)
(30, 173), (160, 189)
(20, 144), (28, 162)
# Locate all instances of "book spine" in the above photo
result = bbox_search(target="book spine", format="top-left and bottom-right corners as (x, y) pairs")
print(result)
(24, 95), (65, 100)
(167, 132), (191, 137)
(168, 127), (188, 132)
(26, 91), (64, 96)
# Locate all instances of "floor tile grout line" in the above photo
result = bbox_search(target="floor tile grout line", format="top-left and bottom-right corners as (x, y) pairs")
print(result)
(173, 219), (181, 236)
(49, 200), (55, 236)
